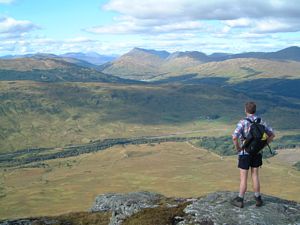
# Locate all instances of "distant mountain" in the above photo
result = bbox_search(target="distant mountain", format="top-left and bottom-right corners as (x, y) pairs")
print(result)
(101, 46), (300, 81)
(60, 52), (117, 65)
(0, 57), (138, 83)
(133, 48), (170, 59)
(1, 53), (58, 59)
(0, 53), (99, 68)
(1, 52), (117, 67)
(265, 46), (300, 61)
(223, 46), (300, 61)
(102, 48), (170, 80)
(209, 53), (232, 60)
(1, 46), (299, 82)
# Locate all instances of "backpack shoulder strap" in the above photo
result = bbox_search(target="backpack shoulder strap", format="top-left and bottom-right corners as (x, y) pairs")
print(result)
(245, 117), (261, 124)
(244, 118), (253, 124)
(241, 118), (252, 139)
(254, 117), (261, 124)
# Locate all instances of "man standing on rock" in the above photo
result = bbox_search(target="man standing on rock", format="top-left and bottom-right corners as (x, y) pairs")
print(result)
(231, 102), (275, 208)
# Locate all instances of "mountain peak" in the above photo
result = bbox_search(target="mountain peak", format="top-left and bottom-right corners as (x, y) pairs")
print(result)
(275, 46), (300, 55)
(266, 46), (300, 60)
(129, 47), (170, 59)
(167, 51), (209, 62)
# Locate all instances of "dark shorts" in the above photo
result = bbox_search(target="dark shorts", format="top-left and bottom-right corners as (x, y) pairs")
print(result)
(238, 153), (262, 170)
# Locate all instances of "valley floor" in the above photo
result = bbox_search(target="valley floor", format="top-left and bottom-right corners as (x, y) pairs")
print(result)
(0, 142), (299, 220)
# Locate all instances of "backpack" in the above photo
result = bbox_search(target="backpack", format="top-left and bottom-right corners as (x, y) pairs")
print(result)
(242, 118), (269, 155)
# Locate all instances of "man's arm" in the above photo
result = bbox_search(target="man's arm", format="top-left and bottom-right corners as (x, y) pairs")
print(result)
(232, 136), (242, 152)
(261, 118), (275, 144)
(232, 120), (244, 152)
(267, 133), (275, 144)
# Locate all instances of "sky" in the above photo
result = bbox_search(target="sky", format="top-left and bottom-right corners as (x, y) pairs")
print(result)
(0, 0), (299, 56)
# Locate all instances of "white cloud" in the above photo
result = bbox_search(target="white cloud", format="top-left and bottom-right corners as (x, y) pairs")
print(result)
(1, 0), (299, 56)
(86, 19), (204, 34)
(253, 19), (300, 33)
(221, 17), (300, 36)
(103, 0), (300, 21)
(225, 18), (253, 28)
(0, 37), (123, 56)
(152, 21), (203, 33)
(0, 17), (38, 37)
(85, 17), (143, 34)
(84, 0), (300, 41)
(0, 30), (297, 57)
(238, 32), (271, 39)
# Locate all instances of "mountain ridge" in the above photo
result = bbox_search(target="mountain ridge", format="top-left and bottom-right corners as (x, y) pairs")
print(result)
(1, 46), (300, 82)
(0, 57), (139, 83)
(101, 46), (300, 81)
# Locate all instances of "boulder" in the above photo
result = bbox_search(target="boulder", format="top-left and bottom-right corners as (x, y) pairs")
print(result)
(90, 191), (163, 225)
(181, 191), (300, 225)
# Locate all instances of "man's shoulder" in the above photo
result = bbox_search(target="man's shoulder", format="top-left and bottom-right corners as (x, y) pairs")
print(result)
(238, 117), (250, 124)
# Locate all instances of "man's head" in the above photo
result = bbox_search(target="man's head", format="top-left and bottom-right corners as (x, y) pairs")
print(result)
(245, 101), (256, 114)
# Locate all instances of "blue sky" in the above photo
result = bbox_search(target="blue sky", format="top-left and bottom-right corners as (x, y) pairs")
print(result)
(0, 0), (299, 55)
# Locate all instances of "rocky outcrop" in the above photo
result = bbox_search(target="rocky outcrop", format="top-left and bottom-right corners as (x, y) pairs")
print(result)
(89, 191), (300, 225)
(182, 191), (300, 225)
(90, 191), (163, 225)
(1, 191), (299, 225)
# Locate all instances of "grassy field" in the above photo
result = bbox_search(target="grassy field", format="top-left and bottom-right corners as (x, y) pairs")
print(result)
(0, 142), (299, 220)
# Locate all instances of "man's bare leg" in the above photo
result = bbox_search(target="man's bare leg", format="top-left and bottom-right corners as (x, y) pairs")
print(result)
(239, 168), (248, 198)
(251, 167), (260, 193)
(251, 167), (263, 206)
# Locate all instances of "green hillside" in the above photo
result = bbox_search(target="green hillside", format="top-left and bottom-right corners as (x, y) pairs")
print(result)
(102, 48), (167, 80)
(0, 80), (300, 153)
(0, 58), (134, 83)
(184, 58), (300, 82)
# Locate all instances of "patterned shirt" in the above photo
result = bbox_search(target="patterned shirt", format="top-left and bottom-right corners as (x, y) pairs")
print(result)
(232, 114), (274, 155)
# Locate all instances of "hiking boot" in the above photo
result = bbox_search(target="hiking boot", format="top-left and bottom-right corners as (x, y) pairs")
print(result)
(231, 196), (244, 208)
(255, 195), (263, 207)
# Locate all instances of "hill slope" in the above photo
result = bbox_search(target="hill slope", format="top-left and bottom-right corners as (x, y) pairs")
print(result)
(1, 81), (300, 153)
(184, 58), (300, 82)
(102, 48), (170, 80)
(0, 58), (134, 83)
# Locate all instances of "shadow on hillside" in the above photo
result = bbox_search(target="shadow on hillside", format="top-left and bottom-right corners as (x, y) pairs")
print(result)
(1, 77), (300, 129)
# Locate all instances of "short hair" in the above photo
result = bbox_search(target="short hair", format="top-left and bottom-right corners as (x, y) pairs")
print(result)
(245, 102), (256, 114)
